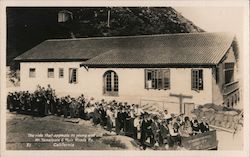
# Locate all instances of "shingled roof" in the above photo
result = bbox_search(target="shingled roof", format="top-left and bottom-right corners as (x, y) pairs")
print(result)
(15, 32), (236, 67)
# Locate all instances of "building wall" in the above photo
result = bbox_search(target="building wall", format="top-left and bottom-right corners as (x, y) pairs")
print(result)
(20, 62), (83, 95)
(212, 45), (239, 106)
(20, 62), (213, 114)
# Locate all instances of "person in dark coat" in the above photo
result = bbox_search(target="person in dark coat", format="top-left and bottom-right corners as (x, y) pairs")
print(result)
(124, 109), (131, 136)
(192, 119), (200, 135)
(151, 116), (161, 146)
(140, 113), (153, 149)
(7, 93), (12, 111)
(199, 117), (209, 133)
(62, 97), (68, 118)
(159, 121), (170, 146)
(12, 92), (18, 111)
(140, 114), (148, 149)
(115, 107), (122, 135)
(100, 105), (107, 126)
(78, 100), (85, 119)
(93, 105), (101, 125)
(120, 107), (127, 133)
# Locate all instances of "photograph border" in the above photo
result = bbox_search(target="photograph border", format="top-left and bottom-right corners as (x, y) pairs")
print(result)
(1, 0), (249, 157)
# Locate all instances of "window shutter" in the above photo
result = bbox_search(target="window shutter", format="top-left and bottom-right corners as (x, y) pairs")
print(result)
(145, 69), (148, 89)
(75, 69), (78, 84)
(199, 69), (203, 90)
(191, 69), (194, 90)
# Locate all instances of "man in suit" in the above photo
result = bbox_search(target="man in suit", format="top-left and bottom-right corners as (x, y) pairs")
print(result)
(151, 116), (161, 147)
(140, 113), (147, 149)
(116, 107), (123, 134)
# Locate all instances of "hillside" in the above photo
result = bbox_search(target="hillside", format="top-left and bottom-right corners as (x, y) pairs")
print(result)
(7, 7), (204, 68)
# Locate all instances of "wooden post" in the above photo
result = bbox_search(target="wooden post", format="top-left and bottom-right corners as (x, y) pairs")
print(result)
(169, 93), (193, 114)
(107, 9), (111, 28)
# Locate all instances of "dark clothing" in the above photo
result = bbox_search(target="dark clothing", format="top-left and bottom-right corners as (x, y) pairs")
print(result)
(93, 108), (101, 125)
(140, 119), (153, 149)
(151, 122), (160, 144)
(120, 112), (127, 132)
(116, 111), (122, 134)
(160, 124), (170, 145)
(100, 108), (107, 126)
(199, 122), (209, 133)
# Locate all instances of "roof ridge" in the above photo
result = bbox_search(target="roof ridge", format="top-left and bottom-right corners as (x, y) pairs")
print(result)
(46, 32), (234, 42)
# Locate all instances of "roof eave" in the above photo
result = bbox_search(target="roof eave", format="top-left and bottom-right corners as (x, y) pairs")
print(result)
(15, 58), (88, 62)
(80, 63), (216, 68)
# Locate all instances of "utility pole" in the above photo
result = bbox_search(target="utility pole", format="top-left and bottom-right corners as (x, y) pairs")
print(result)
(169, 93), (193, 114)
(107, 8), (111, 28)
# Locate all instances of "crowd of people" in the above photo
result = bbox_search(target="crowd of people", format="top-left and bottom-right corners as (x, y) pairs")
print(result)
(7, 85), (210, 150)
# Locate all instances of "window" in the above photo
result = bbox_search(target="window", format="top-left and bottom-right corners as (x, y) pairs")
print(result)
(103, 70), (118, 96)
(69, 68), (77, 84)
(59, 68), (64, 78)
(191, 69), (203, 91)
(224, 63), (234, 84)
(29, 68), (36, 78)
(48, 68), (54, 78)
(145, 69), (170, 90)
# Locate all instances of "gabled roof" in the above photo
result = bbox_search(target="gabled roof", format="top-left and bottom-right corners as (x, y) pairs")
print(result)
(15, 32), (236, 68)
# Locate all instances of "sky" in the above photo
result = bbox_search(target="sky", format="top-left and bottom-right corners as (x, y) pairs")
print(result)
(175, 7), (244, 49)
(175, 7), (244, 35)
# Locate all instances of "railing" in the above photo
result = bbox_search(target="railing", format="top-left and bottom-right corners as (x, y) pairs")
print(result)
(223, 81), (239, 96)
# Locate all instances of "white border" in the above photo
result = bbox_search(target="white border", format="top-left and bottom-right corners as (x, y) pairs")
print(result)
(0, 1), (249, 157)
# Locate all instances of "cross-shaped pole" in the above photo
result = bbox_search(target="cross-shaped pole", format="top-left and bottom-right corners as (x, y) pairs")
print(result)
(169, 93), (193, 114)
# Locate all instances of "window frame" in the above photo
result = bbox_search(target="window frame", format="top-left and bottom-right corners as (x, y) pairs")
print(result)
(191, 69), (203, 91)
(69, 68), (78, 84)
(29, 68), (36, 78)
(103, 70), (119, 96)
(145, 68), (170, 90)
(59, 68), (64, 78)
(224, 62), (234, 85)
(47, 68), (54, 78)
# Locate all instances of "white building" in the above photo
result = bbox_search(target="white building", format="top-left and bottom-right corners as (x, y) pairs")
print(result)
(15, 32), (240, 114)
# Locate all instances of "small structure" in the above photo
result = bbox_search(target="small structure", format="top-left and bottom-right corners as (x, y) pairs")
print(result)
(58, 10), (73, 23)
(14, 32), (240, 114)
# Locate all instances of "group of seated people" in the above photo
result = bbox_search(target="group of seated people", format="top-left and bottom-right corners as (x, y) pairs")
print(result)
(7, 85), (210, 150)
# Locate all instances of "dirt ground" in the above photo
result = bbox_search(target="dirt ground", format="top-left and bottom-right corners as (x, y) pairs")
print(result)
(6, 112), (139, 150)
(216, 127), (243, 150)
(6, 111), (243, 150)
